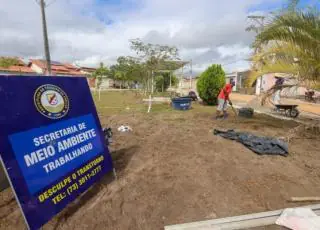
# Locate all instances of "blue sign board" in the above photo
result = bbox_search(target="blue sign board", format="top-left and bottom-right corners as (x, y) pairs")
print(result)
(0, 76), (114, 229)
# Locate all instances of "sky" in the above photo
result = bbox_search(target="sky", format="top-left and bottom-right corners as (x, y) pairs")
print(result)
(0, 0), (315, 73)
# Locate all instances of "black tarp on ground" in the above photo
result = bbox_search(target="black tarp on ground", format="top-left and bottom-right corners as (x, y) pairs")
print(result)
(214, 129), (289, 157)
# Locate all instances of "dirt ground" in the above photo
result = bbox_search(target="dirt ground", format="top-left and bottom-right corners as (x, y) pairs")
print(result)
(1, 110), (320, 230)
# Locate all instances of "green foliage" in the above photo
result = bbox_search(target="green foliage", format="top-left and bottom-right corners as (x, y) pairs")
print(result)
(95, 39), (183, 93)
(130, 38), (179, 70)
(155, 75), (165, 92)
(247, 0), (320, 86)
(92, 62), (110, 89)
(197, 64), (226, 105)
(129, 38), (181, 93)
(110, 56), (147, 88)
(171, 75), (179, 87)
(0, 57), (20, 68)
(154, 73), (179, 92)
(313, 82), (320, 90)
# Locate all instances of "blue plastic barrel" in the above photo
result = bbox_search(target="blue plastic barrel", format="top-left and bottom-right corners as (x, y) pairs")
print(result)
(171, 97), (192, 110)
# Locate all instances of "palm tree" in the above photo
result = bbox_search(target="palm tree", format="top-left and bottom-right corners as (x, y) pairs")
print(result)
(248, 5), (320, 90)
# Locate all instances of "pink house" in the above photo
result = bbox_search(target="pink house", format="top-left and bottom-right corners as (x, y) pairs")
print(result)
(255, 73), (278, 95)
(255, 73), (319, 98)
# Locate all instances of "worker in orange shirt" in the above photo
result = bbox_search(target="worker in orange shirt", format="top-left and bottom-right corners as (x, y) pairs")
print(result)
(216, 80), (235, 119)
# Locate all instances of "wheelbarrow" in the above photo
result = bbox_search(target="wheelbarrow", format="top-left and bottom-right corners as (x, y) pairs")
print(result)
(274, 104), (300, 118)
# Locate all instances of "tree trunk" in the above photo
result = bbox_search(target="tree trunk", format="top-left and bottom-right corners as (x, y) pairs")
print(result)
(146, 74), (148, 93)
(151, 70), (154, 94)
(148, 72), (151, 92)
(144, 79), (148, 95)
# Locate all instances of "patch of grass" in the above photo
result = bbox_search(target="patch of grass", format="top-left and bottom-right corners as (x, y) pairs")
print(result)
(92, 91), (146, 115)
(152, 91), (173, 97)
(92, 91), (216, 116)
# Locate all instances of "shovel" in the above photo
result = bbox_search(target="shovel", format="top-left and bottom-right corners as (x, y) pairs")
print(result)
(228, 99), (238, 119)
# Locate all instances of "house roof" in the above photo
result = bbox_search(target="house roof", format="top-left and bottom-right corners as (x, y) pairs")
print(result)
(53, 70), (84, 76)
(51, 65), (70, 72)
(30, 59), (84, 76)
(15, 59), (26, 66)
(30, 59), (46, 69)
(0, 66), (36, 74)
(64, 63), (80, 70)
(0, 57), (88, 76)
(80, 67), (96, 73)
(80, 66), (96, 70)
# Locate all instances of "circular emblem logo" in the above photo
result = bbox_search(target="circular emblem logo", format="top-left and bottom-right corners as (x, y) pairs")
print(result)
(34, 84), (69, 119)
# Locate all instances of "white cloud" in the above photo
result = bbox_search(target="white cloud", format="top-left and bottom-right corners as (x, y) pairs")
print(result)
(0, 0), (280, 71)
(217, 45), (251, 59)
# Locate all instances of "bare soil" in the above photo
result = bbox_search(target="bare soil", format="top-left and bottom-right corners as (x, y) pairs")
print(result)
(1, 111), (320, 230)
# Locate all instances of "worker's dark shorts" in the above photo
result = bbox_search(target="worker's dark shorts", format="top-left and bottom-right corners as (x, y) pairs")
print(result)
(217, 99), (227, 111)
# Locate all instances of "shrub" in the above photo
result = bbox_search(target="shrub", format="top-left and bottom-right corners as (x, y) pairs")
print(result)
(0, 57), (20, 68)
(196, 64), (226, 105)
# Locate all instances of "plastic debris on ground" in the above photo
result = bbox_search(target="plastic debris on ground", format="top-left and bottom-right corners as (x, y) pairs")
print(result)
(213, 129), (288, 156)
(118, 125), (132, 132)
(276, 208), (320, 230)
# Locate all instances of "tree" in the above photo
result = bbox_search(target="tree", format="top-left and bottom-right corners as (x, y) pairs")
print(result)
(129, 38), (180, 93)
(0, 57), (20, 68)
(247, 0), (320, 89)
(154, 72), (179, 92)
(197, 64), (226, 105)
(114, 70), (127, 89)
(170, 74), (179, 88)
(92, 62), (109, 90)
(246, 15), (266, 34)
(110, 56), (146, 89)
(155, 75), (165, 92)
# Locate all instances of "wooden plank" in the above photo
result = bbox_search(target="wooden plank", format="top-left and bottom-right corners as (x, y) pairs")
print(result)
(165, 204), (320, 230)
(290, 197), (320, 202)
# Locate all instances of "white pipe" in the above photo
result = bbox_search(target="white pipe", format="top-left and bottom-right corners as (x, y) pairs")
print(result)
(147, 94), (152, 113)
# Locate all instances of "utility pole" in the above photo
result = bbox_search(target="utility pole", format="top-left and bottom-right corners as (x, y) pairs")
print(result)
(39, 0), (52, 75)
(189, 59), (192, 89)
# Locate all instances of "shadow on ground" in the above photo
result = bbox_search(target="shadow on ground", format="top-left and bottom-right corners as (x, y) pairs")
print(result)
(111, 145), (140, 174)
(0, 166), (9, 192)
(52, 145), (139, 229)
